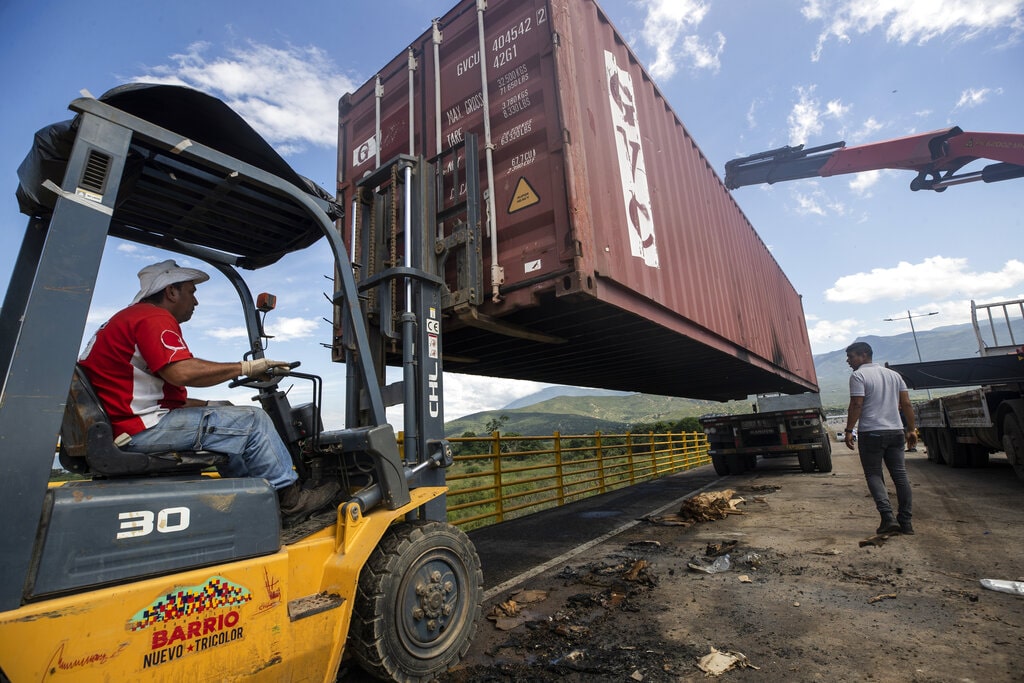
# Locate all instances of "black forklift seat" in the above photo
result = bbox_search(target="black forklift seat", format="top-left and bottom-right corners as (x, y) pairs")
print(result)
(59, 366), (228, 477)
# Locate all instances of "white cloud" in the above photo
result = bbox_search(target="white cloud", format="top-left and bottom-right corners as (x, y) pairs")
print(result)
(388, 374), (553, 425)
(851, 116), (885, 143)
(848, 169), (881, 195)
(134, 41), (356, 153)
(207, 326), (248, 340)
(265, 317), (320, 341)
(806, 0), (1024, 61)
(116, 243), (143, 256)
(639, 0), (724, 79)
(791, 184), (846, 216)
(746, 98), (763, 129)
(806, 316), (861, 353)
(788, 85), (848, 145)
(954, 86), (1003, 110)
(793, 191), (826, 216)
(826, 257), (1024, 303)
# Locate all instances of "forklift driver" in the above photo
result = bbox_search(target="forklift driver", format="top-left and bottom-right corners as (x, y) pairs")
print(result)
(78, 259), (339, 522)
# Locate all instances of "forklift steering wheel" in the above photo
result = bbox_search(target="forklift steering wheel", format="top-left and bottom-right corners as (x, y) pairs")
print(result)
(228, 361), (301, 389)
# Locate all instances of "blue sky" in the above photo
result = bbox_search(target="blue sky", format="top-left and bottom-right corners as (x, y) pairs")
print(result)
(1, 0), (1022, 427)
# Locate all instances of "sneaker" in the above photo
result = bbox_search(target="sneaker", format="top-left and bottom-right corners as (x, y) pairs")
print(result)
(278, 480), (341, 523)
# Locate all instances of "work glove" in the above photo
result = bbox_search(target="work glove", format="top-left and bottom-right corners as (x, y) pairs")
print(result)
(239, 358), (290, 378)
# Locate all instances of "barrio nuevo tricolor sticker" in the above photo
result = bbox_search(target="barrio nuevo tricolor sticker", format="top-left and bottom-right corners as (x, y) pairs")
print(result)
(129, 576), (252, 670)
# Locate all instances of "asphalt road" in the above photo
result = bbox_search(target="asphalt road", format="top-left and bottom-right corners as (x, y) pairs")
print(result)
(466, 465), (723, 594)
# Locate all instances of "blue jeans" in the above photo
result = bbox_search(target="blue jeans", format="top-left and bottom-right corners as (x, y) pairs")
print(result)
(858, 430), (912, 522)
(124, 406), (298, 490)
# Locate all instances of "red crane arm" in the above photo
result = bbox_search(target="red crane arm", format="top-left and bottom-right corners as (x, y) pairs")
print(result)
(725, 127), (1024, 191)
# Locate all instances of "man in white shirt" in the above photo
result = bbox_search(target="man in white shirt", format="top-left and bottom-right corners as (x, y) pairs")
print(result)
(843, 341), (917, 535)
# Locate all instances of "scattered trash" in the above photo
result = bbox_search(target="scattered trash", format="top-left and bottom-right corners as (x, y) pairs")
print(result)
(696, 647), (759, 676)
(628, 540), (662, 550)
(859, 532), (898, 547)
(738, 551), (763, 568)
(687, 554), (731, 574)
(551, 649), (586, 665)
(810, 548), (842, 556)
(553, 623), (589, 638)
(868, 592), (898, 603)
(980, 579), (1024, 596)
(643, 489), (746, 526)
(679, 490), (746, 521)
(509, 588), (548, 604)
(557, 565), (580, 580)
(486, 590), (550, 631)
(630, 670), (644, 681)
(739, 574), (753, 583)
(624, 559), (649, 582)
(705, 540), (738, 557)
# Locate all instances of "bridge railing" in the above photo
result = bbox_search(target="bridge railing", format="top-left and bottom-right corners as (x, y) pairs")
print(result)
(411, 431), (709, 530)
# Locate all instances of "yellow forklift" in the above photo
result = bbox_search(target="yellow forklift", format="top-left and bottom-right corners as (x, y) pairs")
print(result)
(0, 83), (482, 682)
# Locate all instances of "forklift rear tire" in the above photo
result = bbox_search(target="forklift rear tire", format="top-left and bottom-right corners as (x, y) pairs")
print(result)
(350, 520), (483, 683)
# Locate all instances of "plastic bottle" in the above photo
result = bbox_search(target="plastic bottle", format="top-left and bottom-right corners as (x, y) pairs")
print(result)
(710, 554), (731, 573)
(980, 579), (1024, 595)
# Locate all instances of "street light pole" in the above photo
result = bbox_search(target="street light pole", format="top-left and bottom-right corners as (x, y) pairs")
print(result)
(884, 310), (939, 399)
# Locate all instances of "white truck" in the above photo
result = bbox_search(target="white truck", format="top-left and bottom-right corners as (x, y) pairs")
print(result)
(889, 299), (1024, 481)
(700, 393), (832, 475)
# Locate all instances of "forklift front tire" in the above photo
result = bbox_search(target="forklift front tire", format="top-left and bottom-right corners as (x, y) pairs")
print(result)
(350, 520), (483, 682)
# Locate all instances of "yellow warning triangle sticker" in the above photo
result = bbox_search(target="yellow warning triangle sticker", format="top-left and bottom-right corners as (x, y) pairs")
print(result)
(508, 177), (541, 214)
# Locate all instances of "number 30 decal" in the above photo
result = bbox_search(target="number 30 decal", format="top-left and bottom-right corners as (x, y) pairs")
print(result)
(117, 507), (191, 539)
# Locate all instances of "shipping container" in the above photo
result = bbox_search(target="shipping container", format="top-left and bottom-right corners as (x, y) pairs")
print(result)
(337, 0), (817, 401)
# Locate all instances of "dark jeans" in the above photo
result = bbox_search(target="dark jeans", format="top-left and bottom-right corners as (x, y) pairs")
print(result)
(858, 430), (912, 522)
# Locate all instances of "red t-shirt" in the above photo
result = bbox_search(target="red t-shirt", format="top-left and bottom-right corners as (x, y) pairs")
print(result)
(79, 303), (194, 437)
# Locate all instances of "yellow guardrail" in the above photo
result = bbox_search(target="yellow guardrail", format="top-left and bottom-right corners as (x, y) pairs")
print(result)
(420, 431), (709, 530)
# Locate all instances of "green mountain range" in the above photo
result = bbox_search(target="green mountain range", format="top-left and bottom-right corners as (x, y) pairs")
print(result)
(446, 318), (1020, 437)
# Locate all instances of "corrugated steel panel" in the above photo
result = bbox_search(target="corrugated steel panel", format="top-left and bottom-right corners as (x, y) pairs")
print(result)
(337, 0), (817, 401)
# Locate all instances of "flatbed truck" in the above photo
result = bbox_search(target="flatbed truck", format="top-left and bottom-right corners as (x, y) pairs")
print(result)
(889, 299), (1024, 481)
(700, 393), (833, 475)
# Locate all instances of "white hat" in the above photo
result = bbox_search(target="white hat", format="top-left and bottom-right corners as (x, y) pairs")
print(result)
(132, 259), (210, 304)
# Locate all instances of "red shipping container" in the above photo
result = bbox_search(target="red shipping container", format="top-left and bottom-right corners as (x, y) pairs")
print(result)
(337, 0), (817, 401)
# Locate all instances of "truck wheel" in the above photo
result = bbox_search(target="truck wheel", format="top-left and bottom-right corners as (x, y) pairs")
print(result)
(968, 445), (990, 468)
(711, 454), (730, 476)
(797, 450), (815, 473)
(939, 429), (970, 468)
(814, 436), (833, 473)
(726, 454), (747, 475)
(922, 429), (943, 463)
(350, 520), (483, 683)
(1002, 413), (1024, 481)
(745, 454), (758, 471)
